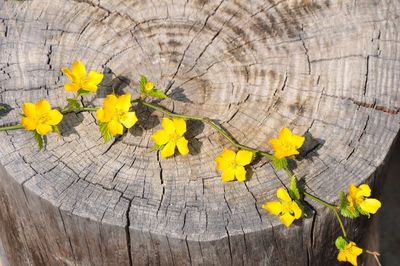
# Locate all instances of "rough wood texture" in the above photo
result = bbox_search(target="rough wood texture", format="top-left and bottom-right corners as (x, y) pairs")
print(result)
(0, 0), (399, 265)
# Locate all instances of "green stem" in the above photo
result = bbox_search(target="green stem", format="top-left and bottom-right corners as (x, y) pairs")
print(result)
(61, 107), (98, 113)
(139, 100), (273, 158)
(334, 208), (348, 238)
(0, 124), (24, 132)
(303, 191), (336, 209)
(303, 191), (347, 237)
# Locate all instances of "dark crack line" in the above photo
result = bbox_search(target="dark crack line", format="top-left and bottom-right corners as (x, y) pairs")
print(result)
(156, 152), (165, 217)
(300, 35), (311, 74)
(167, 0), (225, 94)
(363, 55), (370, 96)
(123, 195), (134, 266)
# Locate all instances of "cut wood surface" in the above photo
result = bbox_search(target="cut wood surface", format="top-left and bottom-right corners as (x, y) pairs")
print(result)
(0, 0), (399, 265)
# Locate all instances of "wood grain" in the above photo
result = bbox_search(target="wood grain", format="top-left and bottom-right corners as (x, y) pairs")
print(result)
(0, 0), (399, 265)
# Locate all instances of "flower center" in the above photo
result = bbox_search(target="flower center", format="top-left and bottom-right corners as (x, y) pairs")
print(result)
(228, 159), (238, 169)
(168, 132), (180, 143)
(279, 140), (294, 153)
(281, 202), (294, 216)
(37, 113), (50, 125)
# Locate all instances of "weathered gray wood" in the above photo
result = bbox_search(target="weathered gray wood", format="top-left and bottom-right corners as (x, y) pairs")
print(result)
(0, 0), (399, 265)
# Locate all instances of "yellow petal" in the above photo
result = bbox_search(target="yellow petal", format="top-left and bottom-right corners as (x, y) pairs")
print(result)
(71, 60), (87, 80)
(176, 137), (189, 155)
(348, 184), (358, 199)
(277, 188), (292, 202)
(22, 103), (36, 117)
(47, 110), (63, 125)
(162, 117), (175, 133)
(21, 117), (36, 131)
(350, 243), (363, 256)
(152, 130), (170, 145)
(161, 141), (176, 158)
(87, 70), (103, 85)
(279, 127), (292, 139)
(144, 81), (154, 92)
(36, 124), (52, 135)
(234, 165), (247, 182)
(117, 94), (132, 113)
(268, 138), (281, 152)
(81, 83), (98, 92)
(262, 201), (283, 216)
(35, 99), (51, 115)
(96, 108), (106, 122)
(337, 251), (347, 262)
(290, 201), (303, 219)
(61, 67), (76, 82)
(347, 254), (358, 266)
(107, 120), (123, 136)
(291, 135), (305, 149)
(173, 118), (186, 136)
(274, 150), (286, 160)
(221, 148), (236, 162)
(357, 184), (371, 198)
(359, 198), (381, 214)
(215, 155), (230, 171)
(280, 212), (295, 227)
(221, 168), (235, 182)
(120, 112), (137, 129)
(103, 94), (118, 112)
(235, 150), (253, 166)
(64, 83), (80, 92)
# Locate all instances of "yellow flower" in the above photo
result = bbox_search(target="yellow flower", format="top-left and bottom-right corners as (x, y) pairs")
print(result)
(268, 128), (305, 159)
(144, 81), (154, 93)
(151, 117), (189, 158)
(262, 188), (302, 227)
(21, 99), (63, 135)
(96, 94), (138, 136)
(62, 60), (103, 93)
(347, 183), (381, 216)
(337, 241), (363, 266)
(215, 148), (253, 182)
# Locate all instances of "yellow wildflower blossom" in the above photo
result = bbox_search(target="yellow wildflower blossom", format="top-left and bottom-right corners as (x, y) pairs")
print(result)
(21, 99), (63, 135)
(62, 60), (103, 93)
(268, 128), (305, 159)
(151, 117), (189, 158)
(215, 148), (253, 182)
(144, 81), (154, 93)
(96, 94), (138, 136)
(337, 241), (363, 266)
(347, 183), (381, 216)
(262, 188), (302, 227)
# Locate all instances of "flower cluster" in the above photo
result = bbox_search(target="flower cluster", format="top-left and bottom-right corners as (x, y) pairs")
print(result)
(1, 60), (382, 265)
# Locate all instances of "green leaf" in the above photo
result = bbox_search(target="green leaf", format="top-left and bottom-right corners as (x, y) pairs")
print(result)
(339, 191), (359, 219)
(147, 88), (168, 99)
(67, 98), (81, 110)
(356, 206), (370, 218)
(271, 156), (288, 171)
(33, 131), (43, 150)
(335, 236), (348, 251)
(340, 207), (358, 219)
(52, 125), (61, 136)
(139, 75), (148, 93)
(289, 175), (301, 201)
(98, 121), (113, 143)
(0, 104), (5, 111)
(152, 143), (166, 152)
(339, 192), (347, 209)
(77, 89), (91, 96)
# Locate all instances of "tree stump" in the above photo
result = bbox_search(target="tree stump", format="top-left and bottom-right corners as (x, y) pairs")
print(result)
(0, 0), (399, 265)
